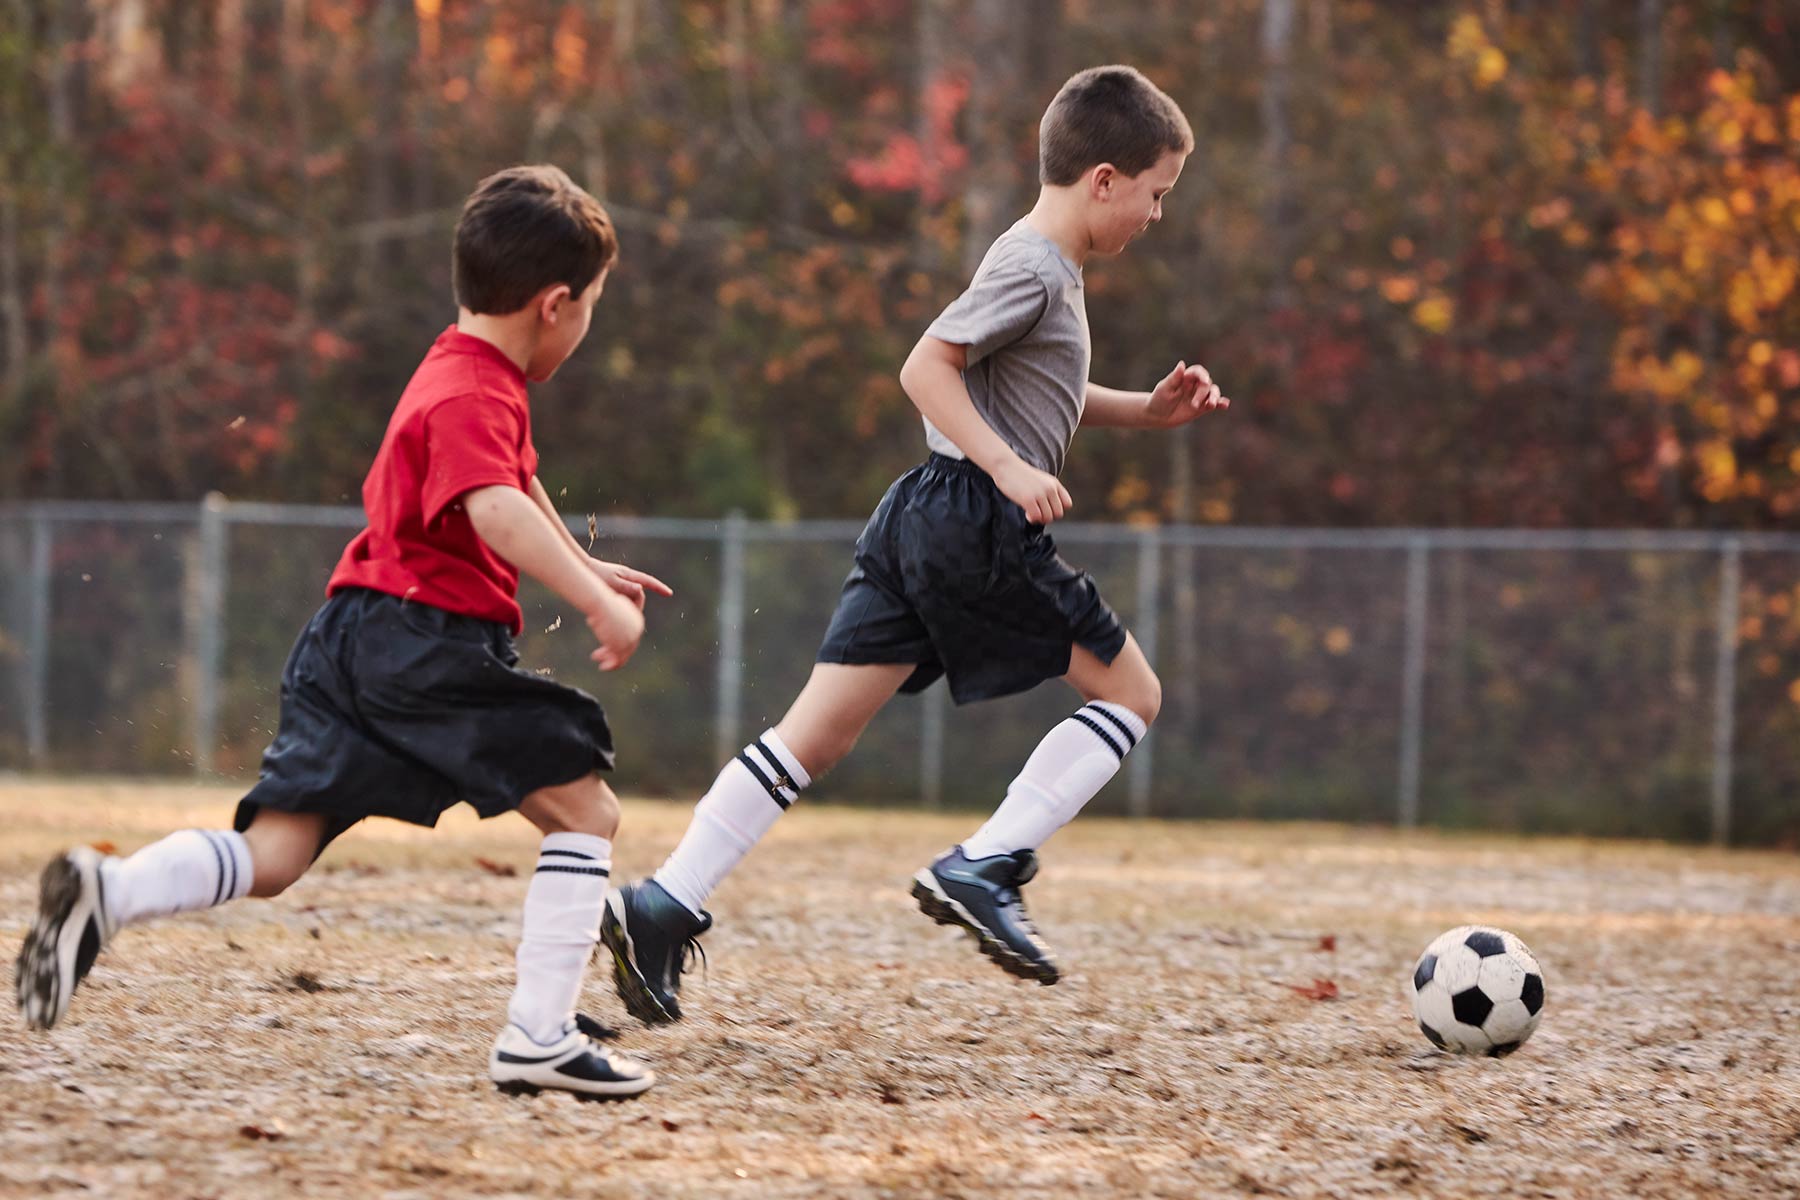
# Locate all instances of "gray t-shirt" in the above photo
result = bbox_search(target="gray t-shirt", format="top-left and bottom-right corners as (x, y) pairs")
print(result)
(922, 219), (1090, 476)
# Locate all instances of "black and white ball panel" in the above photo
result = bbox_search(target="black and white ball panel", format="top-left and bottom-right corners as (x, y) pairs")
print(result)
(1409, 925), (1546, 1056)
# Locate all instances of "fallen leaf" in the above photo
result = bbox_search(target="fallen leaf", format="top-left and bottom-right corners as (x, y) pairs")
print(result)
(660, 1118), (681, 1132)
(474, 857), (517, 877)
(287, 972), (325, 994)
(1318, 935), (1337, 952)
(88, 841), (117, 855)
(239, 1122), (286, 1141)
(1283, 978), (1340, 1001)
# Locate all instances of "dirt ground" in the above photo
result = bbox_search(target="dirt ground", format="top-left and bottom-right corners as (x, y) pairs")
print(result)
(2, 779), (1797, 1199)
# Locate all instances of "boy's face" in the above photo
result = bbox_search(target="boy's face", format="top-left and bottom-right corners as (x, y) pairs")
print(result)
(525, 268), (609, 381)
(1087, 149), (1187, 257)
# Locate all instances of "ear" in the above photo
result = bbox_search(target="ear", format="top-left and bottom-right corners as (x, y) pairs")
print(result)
(1090, 163), (1118, 201)
(536, 283), (573, 324)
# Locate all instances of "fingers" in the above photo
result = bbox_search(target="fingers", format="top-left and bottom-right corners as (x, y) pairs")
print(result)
(1031, 481), (1073, 524)
(617, 566), (674, 598)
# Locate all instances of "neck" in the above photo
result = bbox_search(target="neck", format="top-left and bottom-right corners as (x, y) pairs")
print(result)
(455, 309), (537, 375)
(1024, 189), (1092, 266)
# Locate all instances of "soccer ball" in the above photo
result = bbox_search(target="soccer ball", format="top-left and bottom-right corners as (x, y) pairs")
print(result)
(1410, 925), (1545, 1056)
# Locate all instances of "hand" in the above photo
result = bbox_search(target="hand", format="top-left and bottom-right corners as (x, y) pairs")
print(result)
(993, 457), (1073, 525)
(590, 559), (674, 611)
(584, 589), (646, 671)
(1144, 360), (1229, 429)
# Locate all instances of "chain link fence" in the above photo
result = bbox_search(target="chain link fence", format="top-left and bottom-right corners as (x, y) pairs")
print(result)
(3, 499), (1798, 845)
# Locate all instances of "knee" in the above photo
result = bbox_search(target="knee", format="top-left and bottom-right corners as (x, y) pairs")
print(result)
(1136, 671), (1163, 727)
(1101, 668), (1161, 729)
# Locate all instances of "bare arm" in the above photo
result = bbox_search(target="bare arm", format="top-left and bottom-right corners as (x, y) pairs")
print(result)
(1081, 383), (1157, 428)
(898, 336), (1074, 524)
(526, 475), (674, 607)
(464, 484), (644, 670)
(528, 475), (593, 559)
(1083, 362), (1229, 430)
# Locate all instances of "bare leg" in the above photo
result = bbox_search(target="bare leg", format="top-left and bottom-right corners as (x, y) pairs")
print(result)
(242, 810), (332, 897)
(603, 661), (917, 1025)
(920, 634), (1163, 985)
(772, 662), (918, 778)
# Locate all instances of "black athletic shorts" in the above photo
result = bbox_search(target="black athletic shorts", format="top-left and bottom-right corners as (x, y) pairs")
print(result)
(816, 454), (1128, 704)
(235, 587), (613, 849)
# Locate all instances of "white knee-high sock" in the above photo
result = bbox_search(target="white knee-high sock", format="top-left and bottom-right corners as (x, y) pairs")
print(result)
(507, 832), (611, 1046)
(654, 730), (811, 917)
(100, 830), (255, 928)
(959, 701), (1150, 860)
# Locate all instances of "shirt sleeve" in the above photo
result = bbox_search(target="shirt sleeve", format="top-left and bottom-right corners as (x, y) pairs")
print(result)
(924, 263), (1049, 367)
(420, 395), (528, 529)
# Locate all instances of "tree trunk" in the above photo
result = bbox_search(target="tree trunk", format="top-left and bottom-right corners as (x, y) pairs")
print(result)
(1576, 0), (1599, 77)
(1260, 0), (1296, 309)
(359, 0), (412, 299)
(1638, 0), (1664, 116)
(960, 0), (1024, 276)
(280, 0), (316, 327)
(773, 0), (806, 232)
(912, 0), (948, 269)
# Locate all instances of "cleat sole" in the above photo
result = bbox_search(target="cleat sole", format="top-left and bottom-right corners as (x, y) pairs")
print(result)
(16, 854), (91, 1030)
(493, 1078), (649, 1103)
(599, 905), (677, 1027)
(910, 876), (1060, 986)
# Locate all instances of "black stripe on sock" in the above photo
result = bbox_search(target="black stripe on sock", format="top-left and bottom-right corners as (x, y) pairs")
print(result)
(752, 738), (801, 796)
(533, 864), (611, 877)
(222, 832), (239, 900)
(538, 849), (597, 861)
(1069, 713), (1126, 761)
(1084, 704), (1140, 749)
(200, 831), (227, 906)
(736, 750), (792, 811)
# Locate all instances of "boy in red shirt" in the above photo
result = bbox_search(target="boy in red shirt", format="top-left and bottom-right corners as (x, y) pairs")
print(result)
(16, 165), (664, 1101)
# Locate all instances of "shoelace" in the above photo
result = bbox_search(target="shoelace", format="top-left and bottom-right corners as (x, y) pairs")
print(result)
(574, 1012), (621, 1041)
(677, 934), (708, 981)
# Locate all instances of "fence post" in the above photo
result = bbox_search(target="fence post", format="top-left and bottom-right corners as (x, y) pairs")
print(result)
(1128, 526), (1162, 817)
(919, 679), (945, 809)
(188, 493), (228, 775)
(714, 511), (747, 767)
(1710, 538), (1741, 845)
(1397, 536), (1431, 828)
(25, 512), (51, 767)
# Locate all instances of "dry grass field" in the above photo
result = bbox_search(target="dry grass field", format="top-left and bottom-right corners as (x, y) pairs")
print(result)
(2, 778), (1798, 1198)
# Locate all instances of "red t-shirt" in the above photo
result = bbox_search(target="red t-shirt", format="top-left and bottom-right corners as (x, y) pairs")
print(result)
(328, 326), (540, 632)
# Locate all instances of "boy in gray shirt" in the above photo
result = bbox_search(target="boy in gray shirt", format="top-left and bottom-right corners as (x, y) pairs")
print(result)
(604, 67), (1230, 1020)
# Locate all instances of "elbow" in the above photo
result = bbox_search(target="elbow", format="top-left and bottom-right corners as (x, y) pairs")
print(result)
(898, 348), (925, 400)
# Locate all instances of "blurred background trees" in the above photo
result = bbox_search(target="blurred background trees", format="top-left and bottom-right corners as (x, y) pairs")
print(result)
(0, 0), (1795, 529)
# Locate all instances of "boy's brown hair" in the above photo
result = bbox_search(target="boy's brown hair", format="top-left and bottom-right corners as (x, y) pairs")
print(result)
(1038, 66), (1194, 187)
(453, 164), (619, 315)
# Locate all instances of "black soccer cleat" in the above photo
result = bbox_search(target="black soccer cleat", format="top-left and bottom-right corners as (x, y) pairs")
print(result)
(911, 846), (1062, 985)
(16, 846), (115, 1030)
(600, 880), (711, 1026)
(489, 1020), (654, 1100)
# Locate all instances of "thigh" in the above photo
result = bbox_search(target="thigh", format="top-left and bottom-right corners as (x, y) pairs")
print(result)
(1061, 632), (1160, 723)
(774, 662), (915, 777)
